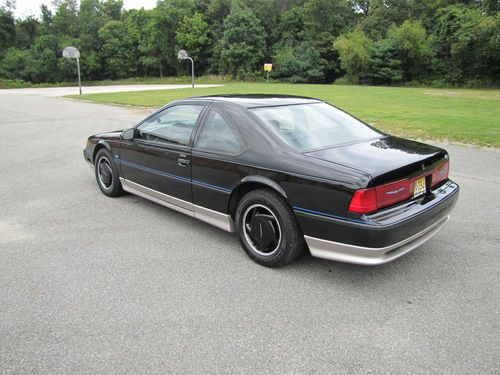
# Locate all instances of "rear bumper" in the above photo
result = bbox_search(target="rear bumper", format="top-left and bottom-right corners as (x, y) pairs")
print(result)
(305, 214), (450, 265)
(296, 180), (459, 265)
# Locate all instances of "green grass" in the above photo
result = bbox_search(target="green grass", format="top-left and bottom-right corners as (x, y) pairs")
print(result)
(70, 83), (500, 147)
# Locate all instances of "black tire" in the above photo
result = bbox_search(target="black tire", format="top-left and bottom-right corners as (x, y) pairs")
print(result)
(94, 148), (124, 197)
(235, 189), (305, 267)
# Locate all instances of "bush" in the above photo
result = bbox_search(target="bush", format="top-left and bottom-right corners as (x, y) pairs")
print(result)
(272, 41), (326, 83)
(332, 77), (351, 85)
(0, 79), (33, 88)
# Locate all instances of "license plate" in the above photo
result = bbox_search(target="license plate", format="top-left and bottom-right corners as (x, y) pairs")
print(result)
(413, 176), (426, 197)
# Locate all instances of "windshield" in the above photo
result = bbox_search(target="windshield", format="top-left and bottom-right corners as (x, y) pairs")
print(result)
(251, 102), (382, 151)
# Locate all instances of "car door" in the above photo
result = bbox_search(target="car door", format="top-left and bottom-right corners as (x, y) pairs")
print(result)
(192, 106), (246, 214)
(119, 103), (206, 206)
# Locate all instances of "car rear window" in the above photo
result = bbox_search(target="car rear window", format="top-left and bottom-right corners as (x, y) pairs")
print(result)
(251, 102), (382, 151)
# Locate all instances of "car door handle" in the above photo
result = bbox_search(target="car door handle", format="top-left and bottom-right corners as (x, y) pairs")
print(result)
(178, 157), (190, 167)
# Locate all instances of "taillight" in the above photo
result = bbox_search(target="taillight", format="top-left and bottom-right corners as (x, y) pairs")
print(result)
(431, 161), (449, 187)
(348, 179), (412, 214)
(348, 188), (378, 214)
(348, 161), (450, 214)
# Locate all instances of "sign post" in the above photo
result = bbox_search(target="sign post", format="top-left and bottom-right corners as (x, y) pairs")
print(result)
(177, 50), (194, 88)
(264, 63), (273, 83)
(62, 46), (82, 95)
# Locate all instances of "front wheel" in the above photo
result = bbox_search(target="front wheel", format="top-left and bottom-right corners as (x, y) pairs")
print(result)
(235, 189), (305, 267)
(94, 148), (124, 197)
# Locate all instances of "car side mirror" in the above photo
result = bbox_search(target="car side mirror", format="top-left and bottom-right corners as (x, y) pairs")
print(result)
(121, 128), (135, 140)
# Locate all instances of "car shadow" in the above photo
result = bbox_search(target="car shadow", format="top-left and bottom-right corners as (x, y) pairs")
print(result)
(120, 192), (430, 288)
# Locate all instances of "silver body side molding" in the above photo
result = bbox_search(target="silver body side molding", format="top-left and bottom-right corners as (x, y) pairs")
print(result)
(119, 178), (235, 233)
(194, 204), (235, 232)
(305, 215), (450, 266)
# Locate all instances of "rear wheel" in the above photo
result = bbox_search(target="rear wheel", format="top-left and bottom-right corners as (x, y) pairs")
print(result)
(95, 148), (124, 197)
(235, 189), (305, 267)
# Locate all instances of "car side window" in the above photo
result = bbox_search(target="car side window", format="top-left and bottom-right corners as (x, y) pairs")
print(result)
(136, 105), (204, 146)
(196, 108), (244, 154)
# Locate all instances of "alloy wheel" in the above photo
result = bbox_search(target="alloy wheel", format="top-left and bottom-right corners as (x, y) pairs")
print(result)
(242, 204), (282, 256)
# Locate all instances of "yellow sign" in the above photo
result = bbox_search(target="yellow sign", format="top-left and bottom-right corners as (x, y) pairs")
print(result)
(264, 63), (273, 72)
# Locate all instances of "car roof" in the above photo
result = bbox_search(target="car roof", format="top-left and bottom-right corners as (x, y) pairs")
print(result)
(179, 94), (322, 109)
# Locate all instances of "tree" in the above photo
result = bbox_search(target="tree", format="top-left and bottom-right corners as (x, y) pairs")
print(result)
(388, 20), (434, 81)
(139, 0), (194, 77)
(15, 16), (38, 50)
(0, 5), (15, 53)
(101, 0), (123, 20)
(216, 2), (266, 77)
(175, 12), (210, 72)
(362, 39), (403, 85)
(435, 5), (500, 84)
(247, 0), (282, 57)
(275, 5), (306, 48)
(0, 0), (498, 86)
(303, 0), (356, 81)
(30, 34), (59, 82)
(123, 8), (151, 76)
(52, 0), (79, 37)
(99, 20), (137, 78)
(38, 4), (53, 36)
(333, 28), (373, 83)
(204, 0), (231, 40)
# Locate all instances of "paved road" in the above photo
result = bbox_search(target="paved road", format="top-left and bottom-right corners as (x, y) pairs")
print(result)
(0, 84), (222, 97)
(0, 93), (498, 374)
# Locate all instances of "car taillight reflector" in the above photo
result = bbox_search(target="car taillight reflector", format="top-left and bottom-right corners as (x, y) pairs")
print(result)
(431, 161), (449, 187)
(348, 179), (413, 214)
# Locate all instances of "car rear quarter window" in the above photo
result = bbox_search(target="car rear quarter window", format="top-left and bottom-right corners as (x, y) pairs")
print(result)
(252, 102), (381, 151)
(196, 108), (244, 155)
(136, 104), (204, 146)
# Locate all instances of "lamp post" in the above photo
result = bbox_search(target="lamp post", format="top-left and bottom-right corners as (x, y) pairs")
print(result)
(177, 49), (194, 88)
(62, 46), (82, 95)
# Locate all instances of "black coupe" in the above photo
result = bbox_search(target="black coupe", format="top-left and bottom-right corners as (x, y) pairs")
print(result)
(84, 95), (459, 267)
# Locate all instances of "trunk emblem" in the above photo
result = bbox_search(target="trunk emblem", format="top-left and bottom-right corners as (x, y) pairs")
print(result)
(386, 187), (406, 195)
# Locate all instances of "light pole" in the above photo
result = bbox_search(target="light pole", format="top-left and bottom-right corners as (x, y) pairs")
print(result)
(76, 57), (81, 94)
(62, 46), (82, 95)
(177, 49), (194, 88)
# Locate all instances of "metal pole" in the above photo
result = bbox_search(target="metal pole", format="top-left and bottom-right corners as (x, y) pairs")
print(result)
(267, 71), (269, 83)
(76, 57), (82, 95)
(188, 57), (194, 88)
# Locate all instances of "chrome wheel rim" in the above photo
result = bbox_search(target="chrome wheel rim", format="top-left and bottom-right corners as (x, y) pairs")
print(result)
(97, 156), (113, 190)
(242, 204), (282, 256)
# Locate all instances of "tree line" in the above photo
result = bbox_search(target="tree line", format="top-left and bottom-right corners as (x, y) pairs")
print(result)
(0, 0), (498, 86)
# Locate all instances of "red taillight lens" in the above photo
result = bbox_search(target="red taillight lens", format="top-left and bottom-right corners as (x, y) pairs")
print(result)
(431, 161), (449, 187)
(348, 179), (412, 214)
(348, 188), (378, 214)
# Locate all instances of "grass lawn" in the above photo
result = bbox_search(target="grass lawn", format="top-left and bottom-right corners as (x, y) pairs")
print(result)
(70, 83), (500, 148)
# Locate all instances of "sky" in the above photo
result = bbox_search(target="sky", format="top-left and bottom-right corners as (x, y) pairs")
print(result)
(9, 0), (157, 19)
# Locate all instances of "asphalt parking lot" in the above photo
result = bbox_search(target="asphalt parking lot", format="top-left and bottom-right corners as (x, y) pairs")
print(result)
(0, 90), (498, 374)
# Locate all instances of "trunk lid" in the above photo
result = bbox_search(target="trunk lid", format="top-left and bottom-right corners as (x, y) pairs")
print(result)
(305, 136), (448, 187)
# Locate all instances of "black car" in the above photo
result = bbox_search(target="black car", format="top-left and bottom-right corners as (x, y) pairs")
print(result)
(83, 95), (459, 267)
